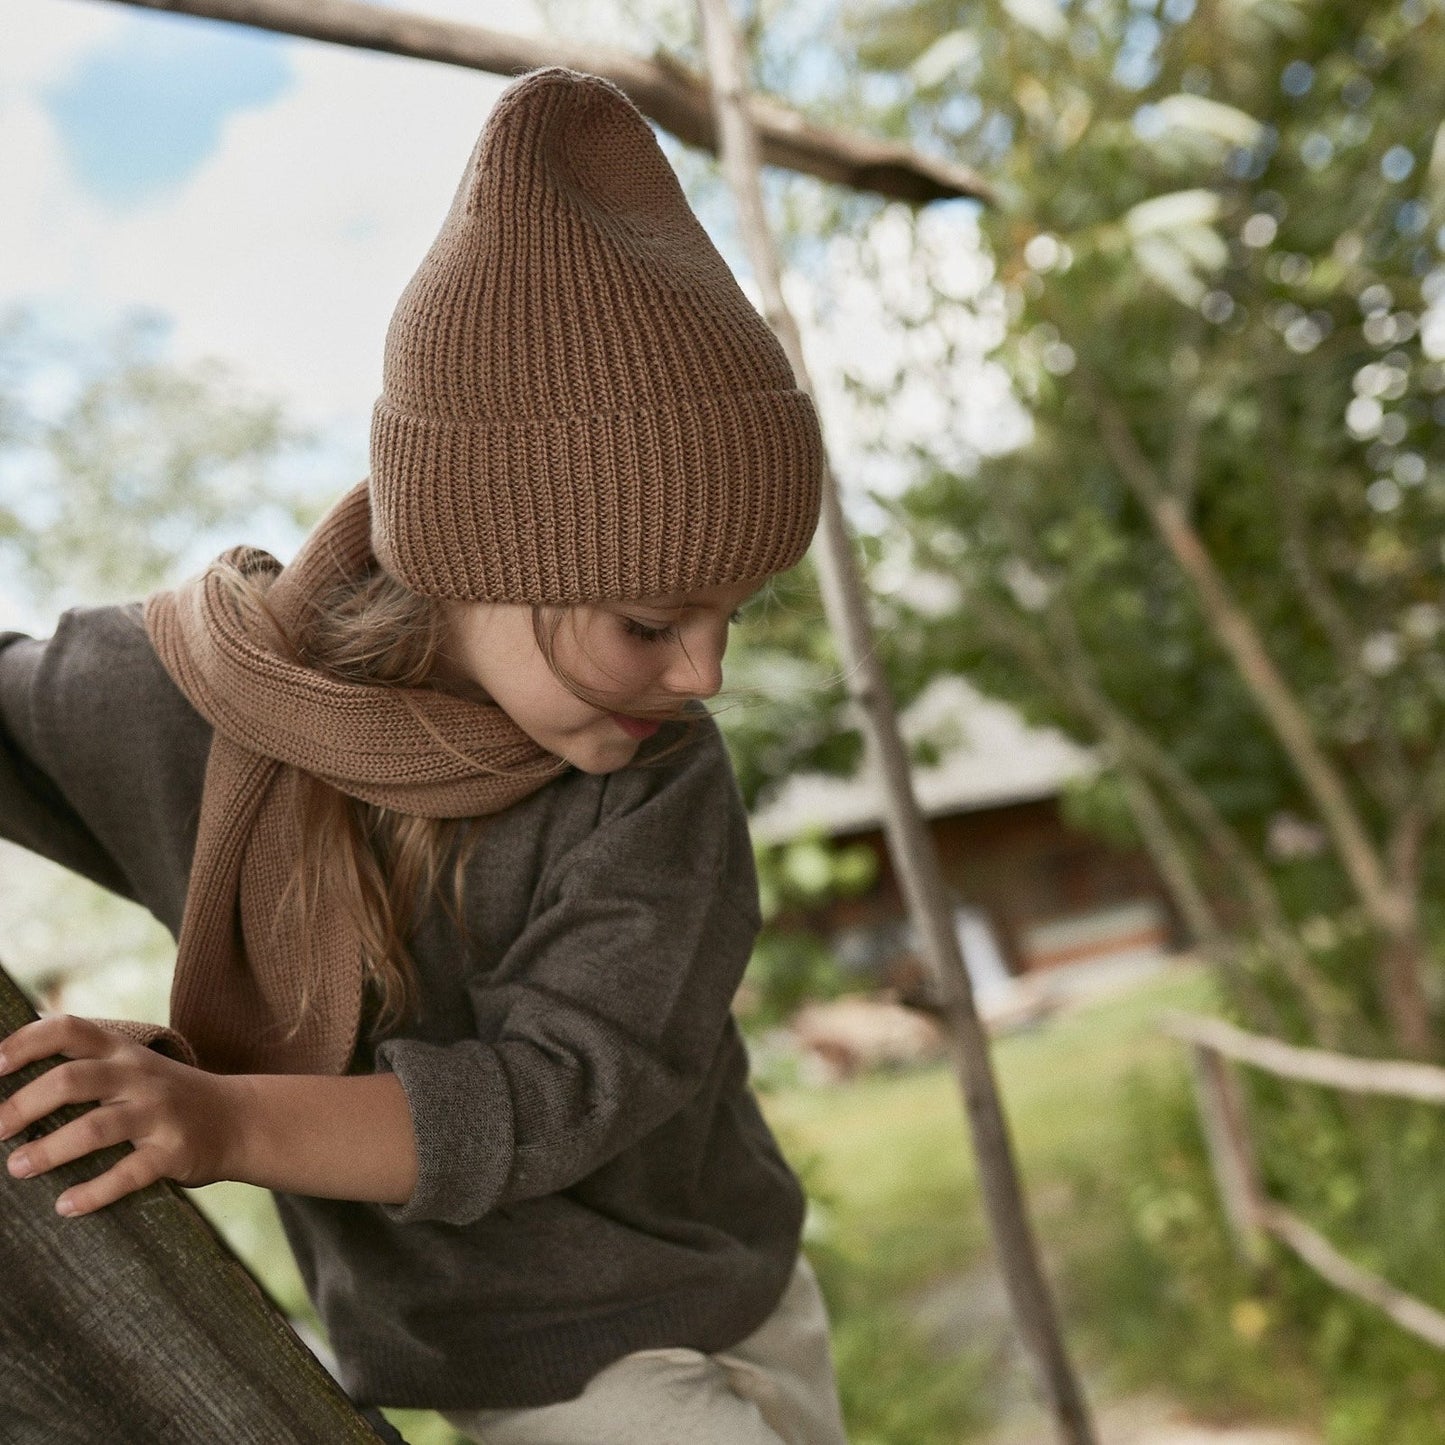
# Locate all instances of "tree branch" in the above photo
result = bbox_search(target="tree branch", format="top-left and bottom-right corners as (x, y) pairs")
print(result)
(1260, 381), (1412, 812)
(1085, 376), (1433, 1052)
(922, 496), (1353, 1043)
(1089, 389), (1391, 901)
(0, 960), (388, 1441)
(691, 0), (1092, 1438)
(99, 0), (995, 206)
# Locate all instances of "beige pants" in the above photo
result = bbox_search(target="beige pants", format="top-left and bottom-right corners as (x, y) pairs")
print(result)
(441, 1255), (849, 1445)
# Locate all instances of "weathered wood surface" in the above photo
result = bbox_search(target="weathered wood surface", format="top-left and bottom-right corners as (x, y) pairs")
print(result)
(0, 961), (392, 1444)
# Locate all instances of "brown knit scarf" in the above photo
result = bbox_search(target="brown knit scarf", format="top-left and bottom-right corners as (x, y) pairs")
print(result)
(139, 480), (569, 1075)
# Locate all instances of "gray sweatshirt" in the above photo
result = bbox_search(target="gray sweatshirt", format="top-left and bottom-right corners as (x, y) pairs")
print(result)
(0, 603), (805, 1410)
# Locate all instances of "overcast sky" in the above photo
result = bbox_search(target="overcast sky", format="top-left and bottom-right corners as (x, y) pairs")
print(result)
(2, 0), (542, 439)
(1, 0), (1015, 631)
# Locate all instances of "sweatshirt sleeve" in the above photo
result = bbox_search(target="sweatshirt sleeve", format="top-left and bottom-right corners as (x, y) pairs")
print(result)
(0, 606), (212, 937)
(373, 718), (764, 1227)
(0, 628), (136, 898)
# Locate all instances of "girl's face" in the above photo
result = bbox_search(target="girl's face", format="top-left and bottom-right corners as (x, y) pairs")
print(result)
(436, 577), (765, 774)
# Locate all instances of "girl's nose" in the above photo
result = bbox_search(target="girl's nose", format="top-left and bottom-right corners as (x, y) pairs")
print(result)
(665, 633), (726, 700)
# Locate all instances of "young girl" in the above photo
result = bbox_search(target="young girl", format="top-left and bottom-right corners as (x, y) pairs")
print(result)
(0, 66), (849, 1445)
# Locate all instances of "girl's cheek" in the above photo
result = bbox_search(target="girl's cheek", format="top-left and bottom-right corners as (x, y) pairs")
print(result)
(575, 642), (655, 696)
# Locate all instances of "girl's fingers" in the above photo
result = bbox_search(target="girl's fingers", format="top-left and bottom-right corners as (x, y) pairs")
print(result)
(0, 1019), (196, 1218)
(0, 1058), (112, 1142)
(6, 1101), (134, 1182)
(0, 1015), (116, 1076)
(54, 1149), (162, 1219)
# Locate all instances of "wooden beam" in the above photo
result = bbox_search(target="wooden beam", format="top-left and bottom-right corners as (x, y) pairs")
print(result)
(1163, 1012), (1445, 1104)
(94, 0), (995, 207)
(1261, 1202), (1445, 1352)
(0, 962), (391, 1443)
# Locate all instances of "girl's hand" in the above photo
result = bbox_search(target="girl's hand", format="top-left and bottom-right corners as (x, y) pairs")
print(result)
(0, 1015), (239, 1218)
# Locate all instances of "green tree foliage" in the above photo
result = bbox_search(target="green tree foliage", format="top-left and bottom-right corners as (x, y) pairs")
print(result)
(719, 557), (861, 809)
(0, 310), (314, 1023)
(741, 829), (879, 1027)
(0, 308), (313, 610)
(811, 0), (1445, 1050)
(793, 1), (1445, 1429)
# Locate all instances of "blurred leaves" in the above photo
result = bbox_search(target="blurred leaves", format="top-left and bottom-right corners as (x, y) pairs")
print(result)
(787, 0), (1445, 1045)
(0, 307), (313, 609)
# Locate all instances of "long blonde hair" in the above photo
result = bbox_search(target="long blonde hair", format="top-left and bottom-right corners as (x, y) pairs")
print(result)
(210, 556), (703, 1040)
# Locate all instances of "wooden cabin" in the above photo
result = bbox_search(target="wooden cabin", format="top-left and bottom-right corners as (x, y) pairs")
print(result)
(747, 676), (1182, 1006)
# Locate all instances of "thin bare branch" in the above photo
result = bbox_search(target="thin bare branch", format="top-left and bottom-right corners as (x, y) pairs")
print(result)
(693, 0), (1094, 1438)
(1165, 1012), (1445, 1100)
(1085, 376), (1432, 1052)
(1262, 1203), (1445, 1352)
(1189, 1044), (1270, 1266)
(1259, 383), (1413, 812)
(1115, 764), (1224, 949)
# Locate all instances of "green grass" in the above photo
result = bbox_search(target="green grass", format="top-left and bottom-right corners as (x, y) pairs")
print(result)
(759, 962), (1239, 1442)
(764, 963), (1215, 1275)
(767, 958), (1445, 1445)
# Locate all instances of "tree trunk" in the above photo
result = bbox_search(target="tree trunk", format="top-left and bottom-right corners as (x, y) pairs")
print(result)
(0, 962), (393, 1444)
(1115, 764), (1225, 951)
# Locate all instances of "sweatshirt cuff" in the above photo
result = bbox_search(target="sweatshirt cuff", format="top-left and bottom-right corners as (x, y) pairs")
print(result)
(372, 1036), (516, 1226)
(88, 1018), (199, 1068)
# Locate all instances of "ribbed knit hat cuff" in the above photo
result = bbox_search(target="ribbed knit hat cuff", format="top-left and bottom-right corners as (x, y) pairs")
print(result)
(371, 386), (823, 603)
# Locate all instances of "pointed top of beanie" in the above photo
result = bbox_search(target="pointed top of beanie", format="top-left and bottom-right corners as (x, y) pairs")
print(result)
(370, 66), (823, 604)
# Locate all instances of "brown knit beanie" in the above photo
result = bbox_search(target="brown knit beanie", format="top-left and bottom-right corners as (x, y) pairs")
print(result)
(370, 66), (823, 604)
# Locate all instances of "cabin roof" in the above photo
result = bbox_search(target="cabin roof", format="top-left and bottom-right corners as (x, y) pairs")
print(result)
(747, 674), (1096, 845)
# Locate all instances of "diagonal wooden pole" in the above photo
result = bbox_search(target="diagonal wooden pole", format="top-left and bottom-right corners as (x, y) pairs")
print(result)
(694, 1), (1097, 1439)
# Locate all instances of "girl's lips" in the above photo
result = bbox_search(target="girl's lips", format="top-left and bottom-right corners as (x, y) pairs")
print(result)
(609, 712), (662, 739)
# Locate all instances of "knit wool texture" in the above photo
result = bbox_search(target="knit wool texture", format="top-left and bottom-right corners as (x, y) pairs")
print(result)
(371, 66), (824, 603)
(141, 482), (568, 1075)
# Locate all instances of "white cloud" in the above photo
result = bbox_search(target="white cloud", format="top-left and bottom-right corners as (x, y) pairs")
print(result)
(2, 0), (544, 441)
(2, 0), (128, 86)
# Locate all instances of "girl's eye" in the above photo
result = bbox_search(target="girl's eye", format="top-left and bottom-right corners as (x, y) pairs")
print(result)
(622, 616), (676, 644)
(621, 610), (745, 644)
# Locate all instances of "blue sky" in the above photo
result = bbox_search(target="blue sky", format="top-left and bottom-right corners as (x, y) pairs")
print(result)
(1, 0), (513, 429)
(44, 10), (295, 207)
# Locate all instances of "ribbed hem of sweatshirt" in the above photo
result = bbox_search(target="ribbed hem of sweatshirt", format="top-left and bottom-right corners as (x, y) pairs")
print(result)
(374, 1037), (515, 1225)
(340, 1248), (801, 1412)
